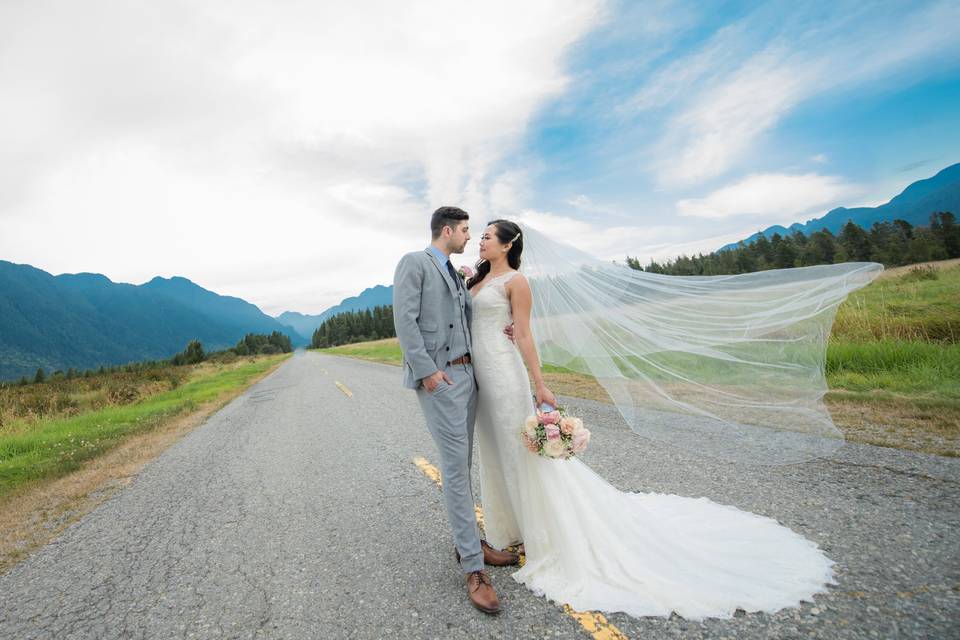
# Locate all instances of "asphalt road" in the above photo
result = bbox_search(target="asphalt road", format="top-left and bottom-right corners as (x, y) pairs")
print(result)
(0, 351), (957, 639)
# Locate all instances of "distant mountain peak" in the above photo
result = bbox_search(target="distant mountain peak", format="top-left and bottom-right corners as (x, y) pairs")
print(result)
(56, 272), (114, 284)
(145, 275), (204, 289)
(273, 282), (394, 341)
(720, 162), (960, 251)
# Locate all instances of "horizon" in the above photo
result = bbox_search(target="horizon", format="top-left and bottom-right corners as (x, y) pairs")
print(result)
(4, 160), (956, 321)
(1, 1), (958, 314)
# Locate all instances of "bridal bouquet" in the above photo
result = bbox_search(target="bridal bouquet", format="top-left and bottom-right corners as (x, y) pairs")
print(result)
(521, 402), (590, 459)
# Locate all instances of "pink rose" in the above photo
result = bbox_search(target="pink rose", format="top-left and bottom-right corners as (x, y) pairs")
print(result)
(539, 411), (561, 425)
(458, 265), (474, 279)
(544, 424), (561, 440)
(559, 417), (575, 435)
(570, 417), (585, 434)
(572, 429), (591, 453)
(522, 432), (540, 453)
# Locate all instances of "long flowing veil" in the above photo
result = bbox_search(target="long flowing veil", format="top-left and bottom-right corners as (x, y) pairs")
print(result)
(518, 223), (883, 465)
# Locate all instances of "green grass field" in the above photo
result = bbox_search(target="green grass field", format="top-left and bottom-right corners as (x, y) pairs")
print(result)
(318, 260), (960, 455)
(0, 354), (289, 498)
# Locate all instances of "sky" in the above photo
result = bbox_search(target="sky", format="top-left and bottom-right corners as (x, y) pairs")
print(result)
(1, 0), (958, 315)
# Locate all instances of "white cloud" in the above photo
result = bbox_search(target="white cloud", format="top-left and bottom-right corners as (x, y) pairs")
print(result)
(0, 0), (605, 314)
(635, 1), (960, 187)
(564, 194), (622, 217)
(513, 209), (744, 265)
(676, 173), (861, 220)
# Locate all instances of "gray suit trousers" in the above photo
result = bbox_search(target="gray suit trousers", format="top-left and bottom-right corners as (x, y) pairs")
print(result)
(415, 361), (482, 573)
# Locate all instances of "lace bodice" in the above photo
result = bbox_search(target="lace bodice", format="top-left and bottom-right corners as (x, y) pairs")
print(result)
(470, 271), (521, 332)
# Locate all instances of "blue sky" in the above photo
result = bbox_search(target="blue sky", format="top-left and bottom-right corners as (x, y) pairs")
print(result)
(509, 0), (960, 261)
(1, 0), (957, 313)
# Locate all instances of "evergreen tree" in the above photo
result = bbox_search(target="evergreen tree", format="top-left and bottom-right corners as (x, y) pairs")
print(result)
(772, 233), (798, 268)
(931, 211), (959, 258)
(752, 233), (774, 267)
(34, 367), (46, 383)
(839, 221), (872, 261)
(172, 339), (205, 365)
(311, 305), (396, 348)
(906, 227), (938, 263)
(622, 216), (951, 276)
(729, 242), (750, 272)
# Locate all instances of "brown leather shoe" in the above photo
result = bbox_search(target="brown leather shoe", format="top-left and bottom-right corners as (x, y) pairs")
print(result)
(455, 540), (521, 567)
(466, 570), (500, 614)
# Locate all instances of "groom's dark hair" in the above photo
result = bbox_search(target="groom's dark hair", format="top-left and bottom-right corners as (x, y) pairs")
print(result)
(431, 206), (469, 239)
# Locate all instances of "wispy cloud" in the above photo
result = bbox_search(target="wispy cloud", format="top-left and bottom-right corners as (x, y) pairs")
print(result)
(634, 1), (960, 187)
(514, 208), (748, 265)
(676, 173), (861, 220)
(896, 159), (934, 172)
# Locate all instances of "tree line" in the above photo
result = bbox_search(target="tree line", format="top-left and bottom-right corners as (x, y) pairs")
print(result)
(627, 212), (959, 275)
(6, 331), (293, 387)
(311, 305), (395, 348)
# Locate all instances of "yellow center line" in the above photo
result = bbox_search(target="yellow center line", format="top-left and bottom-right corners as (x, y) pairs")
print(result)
(413, 456), (630, 640)
(335, 381), (353, 397)
(414, 456), (442, 486)
(563, 607), (630, 640)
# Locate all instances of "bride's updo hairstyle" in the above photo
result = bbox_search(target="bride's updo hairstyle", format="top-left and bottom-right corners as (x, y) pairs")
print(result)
(466, 219), (523, 289)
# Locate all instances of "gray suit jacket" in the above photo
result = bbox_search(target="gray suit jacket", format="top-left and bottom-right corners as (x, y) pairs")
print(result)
(392, 248), (473, 390)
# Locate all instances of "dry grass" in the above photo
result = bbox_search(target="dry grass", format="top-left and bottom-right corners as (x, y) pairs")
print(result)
(876, 257), (960, 279)
(825, 392), (960, 457)
(0, 356), (286, 576)
(541, 369), (611, 404)
(550, 370), (959, 456)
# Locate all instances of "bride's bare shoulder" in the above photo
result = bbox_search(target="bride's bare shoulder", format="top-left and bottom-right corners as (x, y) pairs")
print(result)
(503, 270), (528, 290)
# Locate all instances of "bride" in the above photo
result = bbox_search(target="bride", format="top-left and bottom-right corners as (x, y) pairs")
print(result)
(465, 218), (880, 620)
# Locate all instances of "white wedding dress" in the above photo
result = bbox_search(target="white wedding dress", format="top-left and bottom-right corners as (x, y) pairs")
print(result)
(471, 270), (836, 620)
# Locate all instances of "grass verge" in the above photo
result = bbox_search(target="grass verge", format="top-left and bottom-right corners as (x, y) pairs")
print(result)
(0, 353), (290, 575)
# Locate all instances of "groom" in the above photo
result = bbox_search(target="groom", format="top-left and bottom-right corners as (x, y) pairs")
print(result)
(393, 206), (519, 614)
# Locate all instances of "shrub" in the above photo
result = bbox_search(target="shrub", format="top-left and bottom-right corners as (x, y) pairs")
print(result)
(902, 264), (940, 282)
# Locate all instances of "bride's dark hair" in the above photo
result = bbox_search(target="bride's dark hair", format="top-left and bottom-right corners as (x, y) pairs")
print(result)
(466, 219), (523, 289)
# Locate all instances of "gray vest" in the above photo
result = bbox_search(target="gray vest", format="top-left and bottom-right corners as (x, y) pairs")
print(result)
(447, 263), (470, 361)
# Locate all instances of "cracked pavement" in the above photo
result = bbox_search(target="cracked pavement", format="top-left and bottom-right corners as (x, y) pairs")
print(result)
(0, 351), (957, 639)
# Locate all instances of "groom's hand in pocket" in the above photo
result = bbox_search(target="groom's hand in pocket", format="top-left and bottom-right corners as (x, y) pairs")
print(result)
(423, 370), (453, 393)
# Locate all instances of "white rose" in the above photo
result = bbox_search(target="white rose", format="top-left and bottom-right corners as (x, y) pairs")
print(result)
(543, 438), (566, 458)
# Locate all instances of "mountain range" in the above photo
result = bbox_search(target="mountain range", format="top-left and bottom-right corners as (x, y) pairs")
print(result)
(0, 263), (306, 381)
(720, 163), (960, 251)
(274, 284), (393, 342)
(0, 259), (399, 381)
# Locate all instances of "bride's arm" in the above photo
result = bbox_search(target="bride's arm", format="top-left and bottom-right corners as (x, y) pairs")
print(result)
(506, 274), (558, 408)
